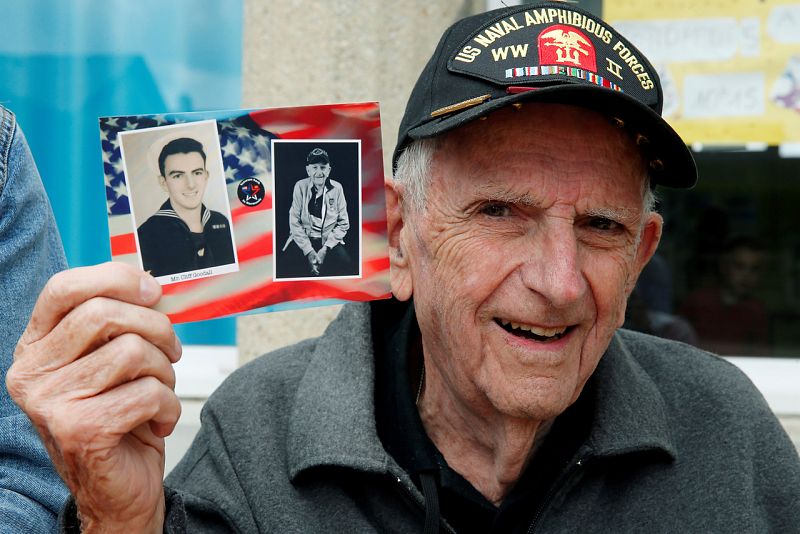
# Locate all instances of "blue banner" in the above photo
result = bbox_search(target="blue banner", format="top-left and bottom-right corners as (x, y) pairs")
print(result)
(0, 0), (243, 344)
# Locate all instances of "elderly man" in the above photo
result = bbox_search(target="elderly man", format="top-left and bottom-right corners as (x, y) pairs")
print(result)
(280, 147), (352, 277)
(8, 3), (800, 533)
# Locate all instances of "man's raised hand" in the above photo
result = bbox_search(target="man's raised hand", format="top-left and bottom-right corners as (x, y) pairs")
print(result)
(7, 262), (182, 533)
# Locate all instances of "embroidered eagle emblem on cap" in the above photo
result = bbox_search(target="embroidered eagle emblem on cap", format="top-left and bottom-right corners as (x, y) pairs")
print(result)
(538, 26), (596, 72)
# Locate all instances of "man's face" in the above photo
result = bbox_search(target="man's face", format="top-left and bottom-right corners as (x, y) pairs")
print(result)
(306, 162), (331, 188)
(396, 104), (662, 422)
(722, 247), (764, 298)
(159, 151), (209, 212)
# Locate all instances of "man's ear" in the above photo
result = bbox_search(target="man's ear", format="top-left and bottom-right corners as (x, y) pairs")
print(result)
(158, 175), (168, 192)
(385, 178), (413, 301)
(626, 211), (663, 295)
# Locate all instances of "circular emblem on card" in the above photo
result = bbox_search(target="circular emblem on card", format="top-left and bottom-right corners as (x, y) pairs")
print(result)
(237, 177), (265, 207)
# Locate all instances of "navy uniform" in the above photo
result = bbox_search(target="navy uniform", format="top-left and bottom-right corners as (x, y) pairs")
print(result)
(137, 200), (235, 277)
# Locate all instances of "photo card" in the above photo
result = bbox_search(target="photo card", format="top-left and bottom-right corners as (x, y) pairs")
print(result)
(118, 120), (239, 285)
(100, 103), (390, 323)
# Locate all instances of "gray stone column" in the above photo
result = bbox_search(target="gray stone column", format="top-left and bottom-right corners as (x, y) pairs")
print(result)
(237, 0), (483, 363)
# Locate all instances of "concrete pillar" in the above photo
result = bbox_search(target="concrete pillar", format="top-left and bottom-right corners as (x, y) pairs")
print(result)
(237, 0), (483, 363)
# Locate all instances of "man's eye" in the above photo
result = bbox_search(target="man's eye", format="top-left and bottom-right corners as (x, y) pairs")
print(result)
(588, 217), (620, 231)
(479, 202), (512, 217)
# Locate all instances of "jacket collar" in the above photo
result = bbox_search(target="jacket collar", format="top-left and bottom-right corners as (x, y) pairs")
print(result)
(287, 303), (391, 480)
(305, 177), (334, 195)
(153, 199), (210, 228)
(585, 332), (677, 461)
(287, 303), (677, 481)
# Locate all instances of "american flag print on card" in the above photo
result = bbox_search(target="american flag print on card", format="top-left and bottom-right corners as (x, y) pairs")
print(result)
(101, 103), (391, 323)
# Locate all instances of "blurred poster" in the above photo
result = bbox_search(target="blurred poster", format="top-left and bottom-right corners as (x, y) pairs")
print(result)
(101, 103), (390, 323)
(604, 0), (800, 144)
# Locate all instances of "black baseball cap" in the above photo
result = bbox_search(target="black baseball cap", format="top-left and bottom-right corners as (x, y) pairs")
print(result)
(394, 2), (697, 188)
(307, 148), (330, 165)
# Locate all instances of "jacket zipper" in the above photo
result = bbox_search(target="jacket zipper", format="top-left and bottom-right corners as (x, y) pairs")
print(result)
(526, 457), (586, 534)
(389, 474), (457, 534)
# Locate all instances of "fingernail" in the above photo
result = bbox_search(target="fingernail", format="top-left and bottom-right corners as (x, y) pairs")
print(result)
(140, 275), (160, 302)
(173, 335), (183, 359)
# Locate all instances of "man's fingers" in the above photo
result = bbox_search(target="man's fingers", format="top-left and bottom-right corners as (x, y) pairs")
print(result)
(39, 333), (177, 400)
(23, 262), (162, 345)
(50, 376), (181, 457)
(106, 377), (182, 440)
(25, 297), (181, 371)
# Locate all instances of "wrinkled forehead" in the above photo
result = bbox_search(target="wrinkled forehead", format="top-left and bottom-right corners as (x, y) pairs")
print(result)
(424, 104), (650, 210)
(437, 104), (647, 181)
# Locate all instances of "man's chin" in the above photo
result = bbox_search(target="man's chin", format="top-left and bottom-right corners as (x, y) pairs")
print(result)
(175, 200), (202, 211)
(481, 375), (580, 422)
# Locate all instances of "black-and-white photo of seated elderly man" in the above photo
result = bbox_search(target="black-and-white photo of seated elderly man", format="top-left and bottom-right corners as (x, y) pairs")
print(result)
(137, 137), (235, 277)
(281, 147), (353, 277)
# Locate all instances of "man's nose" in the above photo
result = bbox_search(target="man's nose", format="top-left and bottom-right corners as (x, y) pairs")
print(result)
(519, 225), (587, 308)
(186, 175), (197, 189)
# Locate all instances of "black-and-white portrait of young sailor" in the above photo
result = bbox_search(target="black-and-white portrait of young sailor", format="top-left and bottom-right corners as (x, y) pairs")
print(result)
(120, 121), (238, 282)
(273, 140), (361, 280)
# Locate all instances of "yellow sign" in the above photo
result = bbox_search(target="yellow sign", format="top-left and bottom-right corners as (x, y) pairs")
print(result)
(604, 0), (800, 144)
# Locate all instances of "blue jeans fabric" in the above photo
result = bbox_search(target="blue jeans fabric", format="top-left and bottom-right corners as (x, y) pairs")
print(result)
(0, 105), (69, 532)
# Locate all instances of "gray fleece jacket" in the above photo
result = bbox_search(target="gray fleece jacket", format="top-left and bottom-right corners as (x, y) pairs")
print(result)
(61, 302), (800, 532)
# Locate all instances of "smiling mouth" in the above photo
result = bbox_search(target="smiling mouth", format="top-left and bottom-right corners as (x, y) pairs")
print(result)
(495, 318), (571, 342)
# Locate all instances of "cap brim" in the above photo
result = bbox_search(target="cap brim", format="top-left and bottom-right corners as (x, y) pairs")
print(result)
(405, 85), (697, 189)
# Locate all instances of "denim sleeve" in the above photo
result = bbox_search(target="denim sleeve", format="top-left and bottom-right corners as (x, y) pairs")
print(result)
(0, 106), (70, 532)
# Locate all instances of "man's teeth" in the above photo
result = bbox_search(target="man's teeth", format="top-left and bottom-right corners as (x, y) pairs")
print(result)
(498, 318), (566, 338)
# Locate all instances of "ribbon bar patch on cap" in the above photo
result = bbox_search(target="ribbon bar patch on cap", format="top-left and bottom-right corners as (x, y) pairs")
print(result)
(448, 4), (658, 107)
